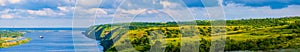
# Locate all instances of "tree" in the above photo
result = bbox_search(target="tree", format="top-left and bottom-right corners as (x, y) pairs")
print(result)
(233, 27), (239, 31)
(287, 21), (300, 29)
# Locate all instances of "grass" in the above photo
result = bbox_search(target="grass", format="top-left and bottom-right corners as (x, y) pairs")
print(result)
(106, 24), (300, 51)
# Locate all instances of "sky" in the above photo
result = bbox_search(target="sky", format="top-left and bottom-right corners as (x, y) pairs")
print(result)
(0, 0), (299, 28)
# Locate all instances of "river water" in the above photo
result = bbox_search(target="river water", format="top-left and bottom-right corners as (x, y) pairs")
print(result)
(0, 30), (103, 52)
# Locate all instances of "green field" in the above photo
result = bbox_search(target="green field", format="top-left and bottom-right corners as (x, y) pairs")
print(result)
(85, 16), (300, 52)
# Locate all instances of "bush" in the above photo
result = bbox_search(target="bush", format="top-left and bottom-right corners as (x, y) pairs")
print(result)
(250, 32), (267, 36)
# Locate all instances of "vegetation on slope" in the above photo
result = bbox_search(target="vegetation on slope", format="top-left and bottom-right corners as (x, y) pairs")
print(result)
(85, 16), (300, 52)
(0, 31), (30, 48)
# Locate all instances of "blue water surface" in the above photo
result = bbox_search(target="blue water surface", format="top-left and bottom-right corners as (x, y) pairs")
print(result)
(0, 30), (103, 52)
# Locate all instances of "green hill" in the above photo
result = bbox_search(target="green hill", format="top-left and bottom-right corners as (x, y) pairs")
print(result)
(85, 16), (300, 52)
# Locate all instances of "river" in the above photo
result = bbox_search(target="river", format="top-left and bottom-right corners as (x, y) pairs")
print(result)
(0, 30), (103, 52)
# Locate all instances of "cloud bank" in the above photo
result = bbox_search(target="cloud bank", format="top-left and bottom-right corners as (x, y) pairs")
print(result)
(0, 0), (299, 27)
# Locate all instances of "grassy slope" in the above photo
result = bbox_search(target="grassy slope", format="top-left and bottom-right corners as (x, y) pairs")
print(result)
(85, 16), (300, 51)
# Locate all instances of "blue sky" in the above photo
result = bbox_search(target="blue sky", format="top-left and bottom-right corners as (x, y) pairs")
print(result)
(0, 0), (300, 28)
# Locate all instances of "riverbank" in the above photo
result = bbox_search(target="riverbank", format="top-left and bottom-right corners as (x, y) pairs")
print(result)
(0, 37), (31, 48)
(0, 31), (31, 48)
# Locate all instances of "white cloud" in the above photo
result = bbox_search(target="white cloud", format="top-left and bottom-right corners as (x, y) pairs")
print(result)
(160, 1), (181, 8)
(188, 7), (210, 19)
(74, 7), (108, 16)
(0, 9), (11, 13)
(160, 1), (172, 8)
(179, 4), (300, 20)
(72, 0), (114, 19)
(0, 9), (17, 19)
(58, 7), (68, 12)
(63, 0), (76, 4)
(0, 14), (14, 19)
(27, 10), (48, 16)
(27, 8), (65, 16)
(8, 0), (21, 4)
(77, 0), (102, 8)
(119, 9), (147, 14)
(223, 4), (300, 19)
(0, 0), (6, 6)
(89, 8), (108, 15)
(0, 8), (69, 19)
(146, 10), (160, 14)
(0, 0), (21, 6)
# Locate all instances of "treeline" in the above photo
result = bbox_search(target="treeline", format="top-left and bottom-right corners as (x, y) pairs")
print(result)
(225, 35), (300, 51)
(87, 17), (299, 36)
(286, 21), (300, 29)
(94, 16), (299, 30)
(0, 31), (24, 38)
